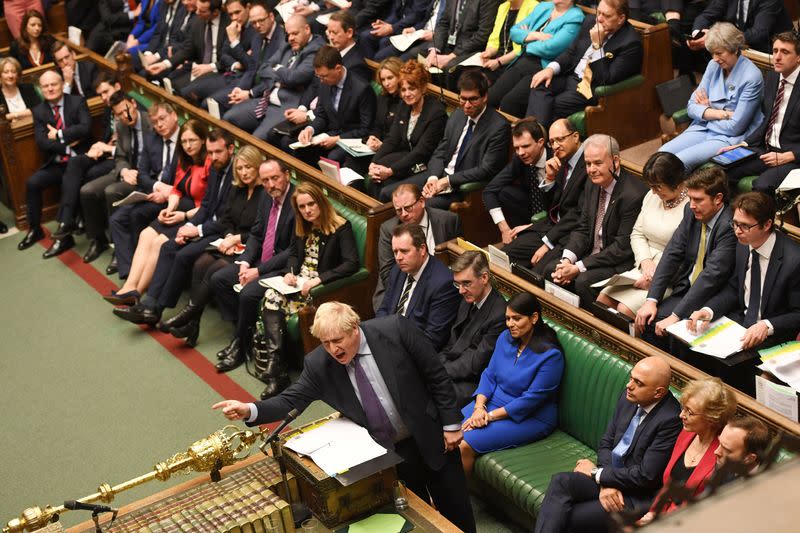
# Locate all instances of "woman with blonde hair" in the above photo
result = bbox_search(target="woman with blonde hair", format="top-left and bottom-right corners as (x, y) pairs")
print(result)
(217, 182), (359, 401)
(0, 56), (39, 122)
(638, 378), (737, 524)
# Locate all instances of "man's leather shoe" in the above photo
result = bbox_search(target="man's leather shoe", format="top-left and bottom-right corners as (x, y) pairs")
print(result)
(0, 220), (8, 234)
(216, 338), (241, 360)
(74, 216), (85, 235)
(215, 351), (245, 373)
(17, 227), (44, 250)
(83, 239), (109, 263)
(43, 235), (75, 259)
(106, 255), (119, 275)
(103, 290), (140, 306)
(260, 374), (290, 400)
(51, 222), (74, 240)
(113, 303), (161, 325)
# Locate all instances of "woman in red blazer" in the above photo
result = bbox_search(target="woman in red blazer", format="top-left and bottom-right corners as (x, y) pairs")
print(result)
(638, 378), (737, 524)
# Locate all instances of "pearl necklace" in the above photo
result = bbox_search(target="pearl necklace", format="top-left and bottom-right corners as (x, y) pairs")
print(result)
(664, 188), (688, 210)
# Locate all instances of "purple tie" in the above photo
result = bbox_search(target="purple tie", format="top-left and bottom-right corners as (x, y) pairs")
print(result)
(352, 355), (396, 446)
(260, 199), (281, 263)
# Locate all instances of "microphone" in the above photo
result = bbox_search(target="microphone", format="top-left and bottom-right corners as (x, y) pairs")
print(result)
(64, 500), (117, 514)
(262, 408), (299, 447)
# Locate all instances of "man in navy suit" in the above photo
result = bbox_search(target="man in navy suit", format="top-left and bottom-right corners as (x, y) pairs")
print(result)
(635, 165), (737, 347)
(376, 223), (460, 351)
(108, 102), (180, 278)
(688, 192), (800, 350)
(53, 42), (98, 98)
(534, 356), (681, 533)
(214, 301), (477, 533)
(139, 0), (192, 72)
(285, 45), (376, 165)
(19, 70), (92, 252)
(113, 130), (236, 325)
(690, 0), (791, 53)
(722, 31), (800, 194)
(211, 159), (296, 373)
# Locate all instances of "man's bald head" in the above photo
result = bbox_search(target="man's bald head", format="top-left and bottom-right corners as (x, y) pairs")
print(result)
(286, 15), (312, 51)
(625, 356), (672, 407)
(39, 70), (64, 103)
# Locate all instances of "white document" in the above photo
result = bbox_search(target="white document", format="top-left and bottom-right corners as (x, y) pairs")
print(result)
(258, 275), (310, 295)
(206, 98), (221, 119)
(208, 238), (245, 254)
(487, 245), (511, 272)
(458, 52), (485, 68)
(758, 341), (800, 391)
(327, 0), (350, 8)
(777, 169), (800, 192)
(337, 138), (375, 155)
(418, 53), (443, 74)
(318, 158), (364, 186)
(104, 40), (126, 60)
(316, 12), (332, 26)
(68, 26), (82, 45)
(666, 317), (747, 359)
(289, 133), (331, 150)
(162, 77), (174, 95)
(275, 0), (299, 22)
(544, 281), (581, 307)
(112, 191), (149, 207)
(755, 375), (799, 421)
(591, 271), (640, 288)
(284, 418), (388, 476)
(390, 30), (426, 52)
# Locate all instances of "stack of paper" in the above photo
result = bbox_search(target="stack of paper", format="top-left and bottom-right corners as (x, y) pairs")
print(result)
(666, 317), (747, 358)
(285, 418), (387, 476)
(390, 30), (426, 52)
(318, 157), (364, 186)
(258, 275), (311, 295)
(337, 138), (375, 157)
(758, 341), (800, 391)
(275, 0), (299, 22)
(289, 132), (330, 150)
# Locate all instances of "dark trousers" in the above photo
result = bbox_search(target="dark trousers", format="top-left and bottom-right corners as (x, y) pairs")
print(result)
(26, 162), (66, 228)
(489, 55), (543, 117)
(495, 184), (536, 229)
(724, 145), (800, 195)
(394, 439), (476, 533)
(527, 74), (595, 128)
(210, 262), (272, 339)
(109, 201), (165, 278)
(533, 247), (617, 308)
(179, 72), (229, 106)
(503, 221), (554, 264)
(534, 472), (629, 533)
(149, 236), (216, 309)
(378, 170), (460, 208)
(58, 156), (115, 224)
(280, 136), (348, 167)
(80, 173), (133, 241)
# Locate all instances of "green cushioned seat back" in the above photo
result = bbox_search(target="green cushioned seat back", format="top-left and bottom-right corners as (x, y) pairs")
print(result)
(737, 175), (758, 193)
(129, 91), (154, 110)
(371, 80), (381, 96)
(548, 321), (633, 448)
(327, 197), (366, 266)
(568, 111), (586, 137)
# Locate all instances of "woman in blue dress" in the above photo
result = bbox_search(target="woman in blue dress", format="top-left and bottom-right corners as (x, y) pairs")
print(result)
(459, 292), (565, 475)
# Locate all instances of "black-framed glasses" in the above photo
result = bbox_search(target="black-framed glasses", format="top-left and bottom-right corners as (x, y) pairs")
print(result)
(458, 95), (482, 104)
(394, 200), (420, 215)
(730, 220), (759, 232)
(550, 132), (578, 146)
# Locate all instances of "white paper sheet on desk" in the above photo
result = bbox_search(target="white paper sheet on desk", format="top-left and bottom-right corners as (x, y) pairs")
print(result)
(275, 0), (299, 22)
(390, 30), (425, 52)
(258, 275), (310, 295)
(758, 341), (800, 390)
(777, 169), (800, 192)
(591, 271), (640, 288)
(544, 281), (580, 307)
(285, 418), (387, 476)
(289, 133), (331, 150)
(755, 375), (799, 421)
(666, 317), (746, 358)
(458, 52), (485, 68)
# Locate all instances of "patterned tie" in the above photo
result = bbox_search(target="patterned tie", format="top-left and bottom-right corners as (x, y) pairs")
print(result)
(202, 21), (213, 64)
(743, 249), (761, 327)
(52, 105), (68, 163)
(454, 119), (474, 170)
(254, 89), (270, 119)
(611, 407), (644, 468)
(690, 223), (707, 284)
(591, 187), (607, 255)
(352, 355), (396, 445)
(260, 199), (281, 263)
(528, 165), (545, 216)
(764, 78), (786, 146)
(394, 274), (414, 315)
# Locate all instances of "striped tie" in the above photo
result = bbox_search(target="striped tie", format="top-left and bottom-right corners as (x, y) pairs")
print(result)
(591, 188), (607, 255)
(394, 274), (414, 315)
(764, 78), (786, 146)
(53, 105), (68, 163)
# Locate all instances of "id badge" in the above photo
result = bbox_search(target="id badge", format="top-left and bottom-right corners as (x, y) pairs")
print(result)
(447, 33), (457, 46)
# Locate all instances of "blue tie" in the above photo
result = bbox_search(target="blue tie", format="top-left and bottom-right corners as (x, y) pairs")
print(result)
(611, 407), (644, 468)
(454, 119), (474, 169)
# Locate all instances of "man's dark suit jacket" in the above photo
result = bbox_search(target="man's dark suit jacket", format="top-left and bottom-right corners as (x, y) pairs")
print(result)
(239, 185), (296, 275)
(249, 315), (462, 471)
(693, 0), (791, 52)
(483, 152), (554, 214)
(377, 207), (463, 283)
(98, 0), (135, 36)
(148, 2), (189, 55)
(33, 95), (92, 165)
(111, 110), (154, 178)
(383, 0), (432, 34)
(374, 96), (448, 178)
(540, 149), (589, 245)
(595, 391), (682, 509)
(377, 254), (461, 351)
(299, 46), (371, 108)
(706, 232), (800, 344)
(647, 204), (737, 318)
(59, 61), (98, 98)
(744, 70), (800, 159)
(352, 0), (393, 29)
(189, 162), (234, 236)
(250, 35), (324, 106)
(310, 72), (376, 140)
(555, 17), (643, 90)
(283, 221), (360, 284)
(170, 12), (231, 71)
(228, 24), (286, 90)
(426, 106), (511, 187)
(564, 170), (648, 271)
(136, 131), (179, 192)
(432, 0), (499, 63)
(440, 288), (507, 407)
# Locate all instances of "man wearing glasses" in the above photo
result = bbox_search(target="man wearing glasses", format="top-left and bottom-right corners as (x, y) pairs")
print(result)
(379, 70), (509, 207)
(687, 191), (800, 351)
(373, 184), (462, 310)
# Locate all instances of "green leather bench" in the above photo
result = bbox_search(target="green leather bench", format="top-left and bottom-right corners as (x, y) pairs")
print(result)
(568, 75), (646, 137)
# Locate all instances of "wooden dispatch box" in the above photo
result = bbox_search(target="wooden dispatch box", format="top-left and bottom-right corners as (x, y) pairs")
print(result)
(278, 415), (396, 529)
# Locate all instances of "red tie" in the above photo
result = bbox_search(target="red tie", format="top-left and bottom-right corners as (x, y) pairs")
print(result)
(53, 104), (68, 163)
(260, 199), (281, 263)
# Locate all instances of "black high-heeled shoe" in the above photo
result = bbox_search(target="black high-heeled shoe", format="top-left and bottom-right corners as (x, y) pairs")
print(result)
(170, 318), (200, 348)
(161, 300), (204, 331)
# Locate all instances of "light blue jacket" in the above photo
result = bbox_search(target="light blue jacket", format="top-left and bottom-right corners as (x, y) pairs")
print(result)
(509, 2), (584, 67)
(685, 54), (764, 143)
